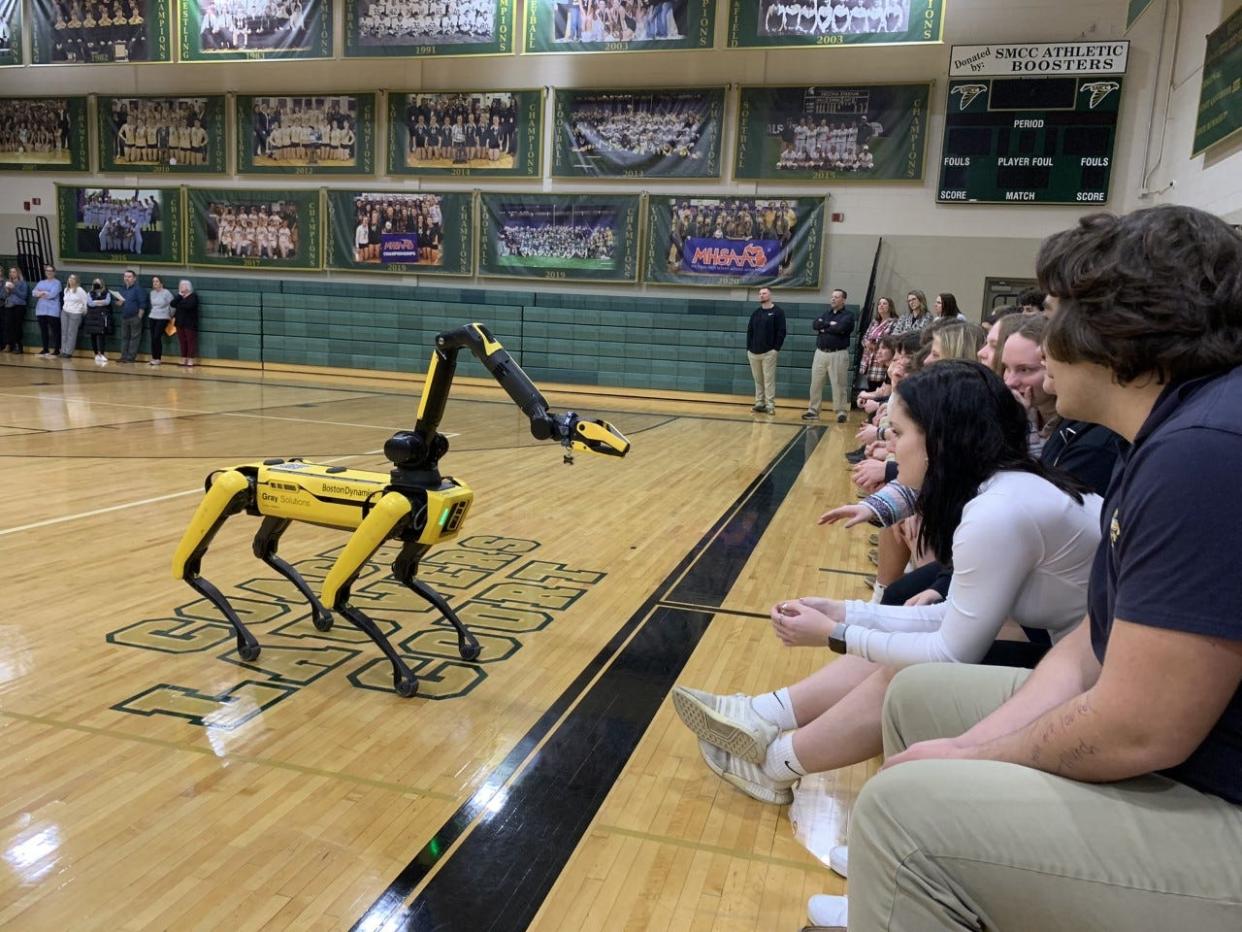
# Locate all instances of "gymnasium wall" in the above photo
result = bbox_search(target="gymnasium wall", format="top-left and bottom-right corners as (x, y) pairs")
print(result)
(2, 0), (1239, 395)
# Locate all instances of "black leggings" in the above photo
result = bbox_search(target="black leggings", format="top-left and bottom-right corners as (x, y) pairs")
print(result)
(149, 317), (165, 360)
(38, 315), (60, 353)
(90, 333), (106, 354)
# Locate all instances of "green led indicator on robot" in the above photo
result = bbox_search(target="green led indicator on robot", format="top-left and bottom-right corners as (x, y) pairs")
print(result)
(439, 509), (450, 527)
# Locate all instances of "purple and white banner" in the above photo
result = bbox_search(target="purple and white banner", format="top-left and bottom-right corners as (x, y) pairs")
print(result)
(683, 237), (782, 275)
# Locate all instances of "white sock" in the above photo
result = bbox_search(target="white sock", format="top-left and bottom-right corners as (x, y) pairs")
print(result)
(750, 688), (798, 730)
(762, 732), (807, 783)
(870, 582), (887, 603)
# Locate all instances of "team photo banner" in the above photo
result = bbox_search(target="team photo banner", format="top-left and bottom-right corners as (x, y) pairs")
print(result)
(0, 0), (23, 66)
(735, 84), (929, 181)
(31, 0), (171, 63)
(388, 90), (543, 177)
(644, 195), (824, 288)
(552, 87), (725, 178)
(179, 0), (332, 61)
(327, 189), (474, 276)
(949, 41), (1129, 77)
(237, 94), (376, 176)
(727, 0), (944, 49)
(186, 187), (322, 271)
(344, 0), (514, 57)
(479, 193), (641, 282)
(57, 184), (184, 265)
(0, 97), (89, 172)
(96, 95), (227, 175)
(525, 0), (716, 53)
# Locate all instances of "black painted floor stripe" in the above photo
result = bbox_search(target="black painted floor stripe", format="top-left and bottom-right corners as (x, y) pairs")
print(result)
(658, 600), (771, 620)
(350, 426), (822, 932)
(819, 566), (876, 578)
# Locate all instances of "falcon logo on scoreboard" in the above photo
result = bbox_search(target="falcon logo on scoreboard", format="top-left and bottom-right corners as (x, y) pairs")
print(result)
(951, 84), (988, 111)
(1081, 81), (1120, 109)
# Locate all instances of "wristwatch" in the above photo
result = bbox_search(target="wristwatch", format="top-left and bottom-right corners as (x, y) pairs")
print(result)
(828, 623), (849, 655)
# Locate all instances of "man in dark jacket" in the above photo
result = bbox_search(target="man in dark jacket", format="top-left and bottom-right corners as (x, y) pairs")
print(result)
(806, 288), (855, 422)
(746, 287), (786, 415)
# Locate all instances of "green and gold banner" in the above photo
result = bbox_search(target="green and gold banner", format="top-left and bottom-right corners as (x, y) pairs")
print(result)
(31, 0), (171, 63)
(388, 90), (542, 177)
(0, 97), (89, 172)
(344, 0), (514, 58)
(478, 192), (640, 282)
(178, 0), (331, 61)
(644, 195), (824, 288)
(727, 0), (944, 49)
(327, 189), (473, 276)
(97, 95), (226, 174)
(735, 83), (929, 181)
(186, 187), (322, 271)
(0, 0), (23, 66)
(57, 185), (184, 265)
(525, 0), (716, 53)
(1193, 6), (1242, 156)
(552, 86), (724, 178)
(237, 94), (375, 176)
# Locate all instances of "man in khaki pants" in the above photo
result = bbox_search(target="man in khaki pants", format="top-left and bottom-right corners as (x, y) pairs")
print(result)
(805, 206), (1242, 931)
(745, 287), (785, 414)
(805, 288), (855, 423)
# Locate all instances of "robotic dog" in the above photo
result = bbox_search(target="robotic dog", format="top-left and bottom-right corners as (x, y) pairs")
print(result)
(171, 323), (630, 697)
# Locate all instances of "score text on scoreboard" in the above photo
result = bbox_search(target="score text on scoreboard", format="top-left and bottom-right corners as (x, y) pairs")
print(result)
(939, 42), (1128, 206)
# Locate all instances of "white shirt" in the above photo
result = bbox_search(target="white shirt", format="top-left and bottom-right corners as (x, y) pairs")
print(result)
(62, 286), (89, 315)
(843, 470), (1102, 666)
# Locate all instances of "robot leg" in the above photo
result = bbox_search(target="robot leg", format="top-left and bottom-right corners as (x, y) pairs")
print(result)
(252, 516), (334, 632)
(393, 542), (482, 662)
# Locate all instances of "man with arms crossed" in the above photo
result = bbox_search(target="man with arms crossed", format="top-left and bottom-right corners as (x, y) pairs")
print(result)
(805, 287), (855, 423)
(807, 205), (1242, 930)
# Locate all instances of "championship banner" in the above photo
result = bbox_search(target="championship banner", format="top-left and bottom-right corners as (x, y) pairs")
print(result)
(478, 193), (641, 283)
(727, 0), (944, 49)
(734, 84), (929, 181)
(644, 195), (824, 288)
(387, 90), (543, 177)
(56, 185), (184, 265)
(326, 189), (473, 276)
(31, 0), (171, 63)
(524, 0), (716, 53)
(186, 187), (322, 271)
(1193, 7), (1242, 156)
(237, 94), (375, 176)
(96, 96), (227, 175)
(0, 97), (89, 173)
(178, 0), (332, 61)
(0, 0), (23, 66)
(344, 0), (514, 58)
(552, 87), (725, 178)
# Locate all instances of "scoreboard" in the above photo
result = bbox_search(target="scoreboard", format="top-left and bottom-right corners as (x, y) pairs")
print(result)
(938, 75), (1123, 206)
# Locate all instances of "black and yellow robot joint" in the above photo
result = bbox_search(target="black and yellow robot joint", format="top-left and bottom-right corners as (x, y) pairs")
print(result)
(171, 323), (630, 698)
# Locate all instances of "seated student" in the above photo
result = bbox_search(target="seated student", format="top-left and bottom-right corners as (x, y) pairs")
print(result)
(808, 205), (1242, 932)
(671, 361), (1101, 811)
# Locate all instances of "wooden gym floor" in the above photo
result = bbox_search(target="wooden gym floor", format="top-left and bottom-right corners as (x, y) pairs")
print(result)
(0, 354), (875, 931)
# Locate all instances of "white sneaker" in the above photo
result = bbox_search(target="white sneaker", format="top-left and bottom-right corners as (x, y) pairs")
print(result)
(671, 686), (778, 763)
(806, 894), (848, 930)
(99, 357), (108, 366)
(764, 404), (775, 415)
(698, 740), (795, 805)
(829, 845), (848, 878)
(148, 359), (161, 366)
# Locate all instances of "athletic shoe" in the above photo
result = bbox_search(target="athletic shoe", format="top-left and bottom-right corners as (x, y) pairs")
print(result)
(148, 359), (161, 366)
(867, 549), (878, 566)
(59, 353), (72, 359)
(99, 357), (108, 367)
(829, 845), (849, 878)
(862, 574), (877, 589)
(868, 533), (879, 546)
(698, 740), (794, 805)
(845, 448), (866, 465)
(836, 412), (848, 423)
(806, 894), (849, 930)
(764, 404), (775, 415)
(671, 686), (777, 763)
(752, 402), (766, 412)
(801, 411), (818, 420)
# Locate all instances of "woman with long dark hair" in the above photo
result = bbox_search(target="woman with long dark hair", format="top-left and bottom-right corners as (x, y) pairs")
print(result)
(859, 296), (897, 391)
(669, 361), (1100, 820)
(934, 291), (966, 320)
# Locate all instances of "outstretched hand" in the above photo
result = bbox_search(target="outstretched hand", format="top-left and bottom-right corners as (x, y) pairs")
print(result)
(818, 503), (873, 527)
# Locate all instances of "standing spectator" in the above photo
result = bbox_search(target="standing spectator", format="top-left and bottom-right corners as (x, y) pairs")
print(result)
(33, 265), (63, 358)
(2, 267), (28, 354)
(805, 288), (856, 423)
(146, 274), (173, 367)
(113, 268), (148, 364)
(746, 287), (786, 415)
(85, 277), (111, 365)
(892, 289), (931, 335)
(170, 279), (199, 367)
(934, 291), (966, 320)
(859, 296), (897, 391)
(1018, 286), (1046, 314)
(59, 273), (89, 358)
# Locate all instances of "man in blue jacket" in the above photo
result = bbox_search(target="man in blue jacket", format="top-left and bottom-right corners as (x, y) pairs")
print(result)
(114, 268), (149, 364)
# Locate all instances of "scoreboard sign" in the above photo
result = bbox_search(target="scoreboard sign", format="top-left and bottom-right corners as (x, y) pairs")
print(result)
(939, 42), (1127, 206)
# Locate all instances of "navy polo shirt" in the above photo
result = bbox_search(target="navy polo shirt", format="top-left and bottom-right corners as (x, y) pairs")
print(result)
(1089, 365), (1242, 804)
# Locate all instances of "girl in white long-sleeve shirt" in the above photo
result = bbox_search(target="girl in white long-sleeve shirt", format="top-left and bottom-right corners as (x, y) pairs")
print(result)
(670, 360), (1101, 813)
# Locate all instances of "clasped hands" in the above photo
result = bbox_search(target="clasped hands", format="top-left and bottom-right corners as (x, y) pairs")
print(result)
(769, 596), (845, 648)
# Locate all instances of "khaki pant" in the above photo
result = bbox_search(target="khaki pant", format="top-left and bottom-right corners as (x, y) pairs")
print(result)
(747, 350), (777, 406)
(809, 348), (850, 416)
(845, 664), (1242, 931)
